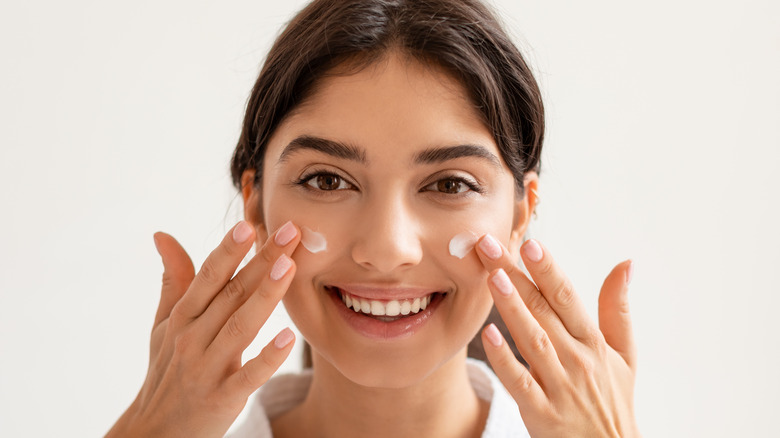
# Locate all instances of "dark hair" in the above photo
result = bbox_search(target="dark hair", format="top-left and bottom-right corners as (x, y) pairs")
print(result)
(230, 0), (544, 368)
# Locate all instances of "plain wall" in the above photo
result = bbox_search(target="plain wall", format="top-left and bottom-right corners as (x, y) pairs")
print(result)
(1, 0), (778, 436)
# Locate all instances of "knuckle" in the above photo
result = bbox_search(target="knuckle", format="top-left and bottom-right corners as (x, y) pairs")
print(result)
(538, 259), (555, 276)
(582, 328), (607, 356)
(525, 292), (551, 318)
(529, 330), (552, 354)
(238, 367), (258, 390)
(225, 313), (245, 339)
(571, 351), (596, 375)
(551, 279), (576, 308)
(223, 276), (247, 302)
(198, 258), (223, 287)
(511, 370), (535, 394)
(169, 303), (188, 326)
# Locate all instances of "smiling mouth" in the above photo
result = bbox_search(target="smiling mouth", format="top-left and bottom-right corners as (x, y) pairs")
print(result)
(327, 287), (447, 321)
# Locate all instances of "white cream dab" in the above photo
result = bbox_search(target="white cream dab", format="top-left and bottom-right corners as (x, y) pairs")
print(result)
(449, 231), (478, 259)
(301, 227), (327, 253)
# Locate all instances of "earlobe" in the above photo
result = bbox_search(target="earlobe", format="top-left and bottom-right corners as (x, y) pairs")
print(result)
(509, 172), (539, 255)
(240, 170), (268, 241)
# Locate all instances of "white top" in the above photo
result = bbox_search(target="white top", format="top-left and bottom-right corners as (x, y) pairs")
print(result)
(227, 358), (530, 438)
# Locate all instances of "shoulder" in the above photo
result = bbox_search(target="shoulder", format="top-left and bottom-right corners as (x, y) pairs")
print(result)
(466, 358), (531, 438)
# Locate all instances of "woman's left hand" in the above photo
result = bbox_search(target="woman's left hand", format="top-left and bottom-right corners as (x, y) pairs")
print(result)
(475, 235), (641, 438)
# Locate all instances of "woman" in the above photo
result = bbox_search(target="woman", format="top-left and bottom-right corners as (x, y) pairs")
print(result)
(107, 0), (640, 436)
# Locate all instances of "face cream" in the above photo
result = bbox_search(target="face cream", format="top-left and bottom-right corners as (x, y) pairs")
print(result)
(449, 231), (478, 259)
(301, 227), (327, 253)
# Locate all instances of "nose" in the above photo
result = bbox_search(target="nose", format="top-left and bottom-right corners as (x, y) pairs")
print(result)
(350, 193), (423, 273)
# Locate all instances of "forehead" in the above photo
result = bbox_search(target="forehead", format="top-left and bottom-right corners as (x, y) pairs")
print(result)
(266, 53), (499, 161)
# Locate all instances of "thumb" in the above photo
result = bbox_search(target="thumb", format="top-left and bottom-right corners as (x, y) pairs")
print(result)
(597, 259), (638, 370)
(152, 232), (195, 328)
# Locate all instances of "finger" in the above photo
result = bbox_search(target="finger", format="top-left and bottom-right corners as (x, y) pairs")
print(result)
(475, 234), (569, 343)
(223, 327), (295, 400)
(153, 232), (195, 328)
(488, 268), (566, 387)
(172, 221), (256, 321)
(482, 323), (549, 413)
(598, 259), (638, 369)
(206, 253), (296, 361)
(195, 221), (300, 347)
(519, 239), (600, 343)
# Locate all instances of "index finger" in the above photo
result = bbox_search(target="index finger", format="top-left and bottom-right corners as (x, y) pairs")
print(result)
(172, 221), (256, 322)
(518, 239), (598, 343)
(475, 234), (574, 344)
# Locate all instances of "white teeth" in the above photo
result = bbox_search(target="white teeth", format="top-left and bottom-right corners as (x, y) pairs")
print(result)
(339, 290), (437, 318)
(370, 301), (385, 316)
(386, 300), (401, 316)
(411, 297), (421, 313)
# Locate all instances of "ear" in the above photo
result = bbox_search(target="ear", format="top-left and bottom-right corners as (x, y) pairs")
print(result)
(508, 171), (539, 256)
(240, 169), (269, 242)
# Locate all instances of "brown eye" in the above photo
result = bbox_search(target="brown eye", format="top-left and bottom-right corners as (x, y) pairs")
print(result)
(319, 174), (341, 190)
(303, 172), (351, 191)
(436, 178), (467, 194)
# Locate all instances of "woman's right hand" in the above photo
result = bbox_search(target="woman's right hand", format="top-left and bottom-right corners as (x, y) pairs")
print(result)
(106, 220), (301, 438)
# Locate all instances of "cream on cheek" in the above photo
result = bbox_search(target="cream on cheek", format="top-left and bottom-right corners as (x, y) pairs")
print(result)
(301, 226), (327, 253)
(448, 231), (478, 259)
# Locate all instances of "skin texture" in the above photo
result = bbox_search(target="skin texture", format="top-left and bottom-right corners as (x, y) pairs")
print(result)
(106, 52), (640, 437)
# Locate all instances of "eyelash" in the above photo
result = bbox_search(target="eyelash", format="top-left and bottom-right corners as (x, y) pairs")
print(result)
(294, 170), (485, 196)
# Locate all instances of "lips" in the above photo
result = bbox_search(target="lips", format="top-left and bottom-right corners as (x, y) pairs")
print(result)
(324, 285), (448, 340)
(338, 289), (435, 317)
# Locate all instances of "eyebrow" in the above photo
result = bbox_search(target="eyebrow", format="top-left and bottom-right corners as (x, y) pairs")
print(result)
(277, 135), (501, 168)
(278, 136), (367, 164)
(413, 144), (501, 168)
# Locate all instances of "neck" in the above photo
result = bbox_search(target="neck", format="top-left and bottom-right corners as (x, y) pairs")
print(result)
(272, 351), (488, 438)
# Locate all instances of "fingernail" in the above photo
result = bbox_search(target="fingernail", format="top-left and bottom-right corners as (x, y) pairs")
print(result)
(626, 260), (634, 285)
(153, 234), (161, 256)
(270, 254), (292, 280)
(523, 239), (543, 262)
(233, 221), (253, 243)
(478, 234), (502, 260)
(485, 323), (503, 347)
(274, 327), (295, 349)
(274, 221), (297, 247)
(491, 269), (514, 296)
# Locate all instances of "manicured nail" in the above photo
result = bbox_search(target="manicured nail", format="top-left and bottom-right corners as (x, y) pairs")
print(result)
(478, 234), (502, 260)
(274, 327), (295, 349)
(485, 323), (503, 347)
(523, 239), (543, 262)
(233, 221), (253, 243)
(270, 254), (292, 280)
(491, 269), (514, 296)
(274, 221), (297, 247)
(626, 260), (634, 285)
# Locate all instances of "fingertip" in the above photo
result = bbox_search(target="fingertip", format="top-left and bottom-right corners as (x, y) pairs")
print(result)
(521, 239), (543, 263)
(477, 234), (503, 260)
(625, 259), (634, 286)
(274, 327), (295, 349)
(483, 323), (504, 348)
(153, 233), (162, 256)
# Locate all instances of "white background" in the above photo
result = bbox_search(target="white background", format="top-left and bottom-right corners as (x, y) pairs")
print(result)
(1, 0), (778, 436)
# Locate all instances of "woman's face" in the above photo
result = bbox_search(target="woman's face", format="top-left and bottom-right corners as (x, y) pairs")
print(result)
(247, 53), (533, 388)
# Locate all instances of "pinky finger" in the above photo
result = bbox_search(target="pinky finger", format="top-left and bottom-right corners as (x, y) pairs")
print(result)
(225, 327), (296, 399)
(482, 324), (548, 413)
